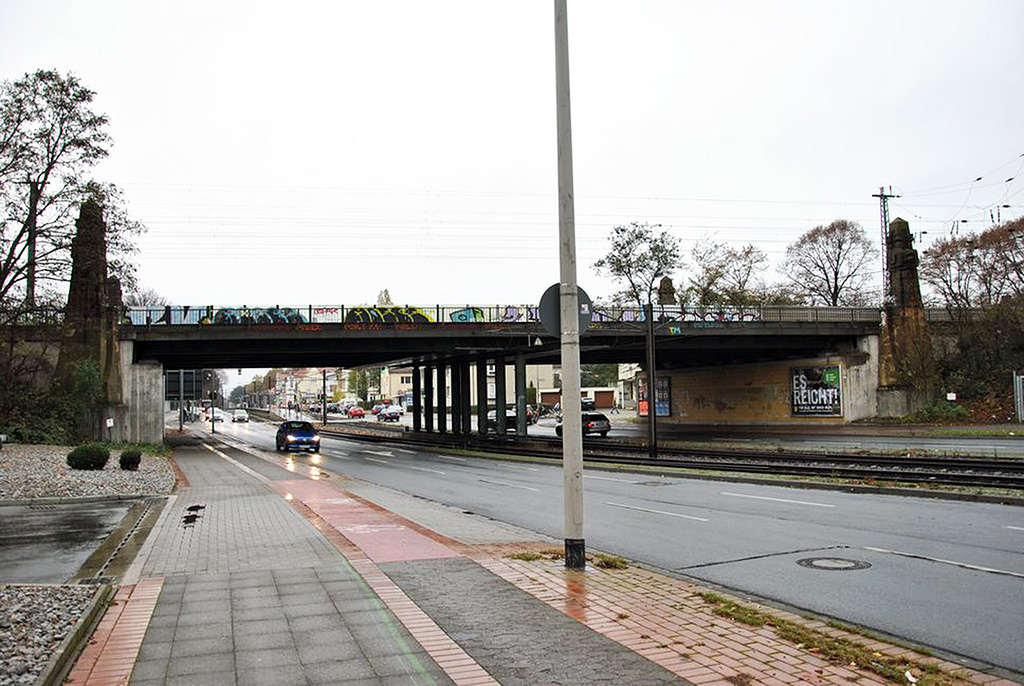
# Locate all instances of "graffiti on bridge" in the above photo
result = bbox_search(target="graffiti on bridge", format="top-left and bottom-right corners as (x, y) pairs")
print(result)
(212, 307), (308, 324)
(590, 306), (761, 324)
(345, 307), (433, 324)
(449, 307), (484, 323)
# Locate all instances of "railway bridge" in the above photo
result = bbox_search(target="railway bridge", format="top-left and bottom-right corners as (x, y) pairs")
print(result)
(13, 303), (944, 443)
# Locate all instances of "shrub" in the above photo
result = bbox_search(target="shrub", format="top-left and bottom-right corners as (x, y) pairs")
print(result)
(119, 449), (142, 471)
(909, 401), (969, 424)
(66, 443), (110, 470)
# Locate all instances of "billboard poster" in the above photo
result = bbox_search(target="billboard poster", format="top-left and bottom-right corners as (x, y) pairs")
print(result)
(791, 366), (842, 416)
(637, 376), (671, 417)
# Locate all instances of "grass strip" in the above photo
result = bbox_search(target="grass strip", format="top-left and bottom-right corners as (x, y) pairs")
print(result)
(696, 592), (967, 686)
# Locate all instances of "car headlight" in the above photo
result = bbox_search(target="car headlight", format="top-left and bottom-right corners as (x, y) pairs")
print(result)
(313, 435), (320, 441)
(287, 434), (296, 441)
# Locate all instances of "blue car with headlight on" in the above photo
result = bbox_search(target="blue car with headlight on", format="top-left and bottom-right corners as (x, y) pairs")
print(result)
(275, 420), (320, 453)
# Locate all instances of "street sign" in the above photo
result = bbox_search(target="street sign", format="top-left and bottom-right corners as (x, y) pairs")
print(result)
(165, 369), (203, 400)
(538, 283), (592, 337)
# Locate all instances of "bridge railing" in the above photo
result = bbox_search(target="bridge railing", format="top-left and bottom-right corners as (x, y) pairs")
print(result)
(123, 304), (895, 327)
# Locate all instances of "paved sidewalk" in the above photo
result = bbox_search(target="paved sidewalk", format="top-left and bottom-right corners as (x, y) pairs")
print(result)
(66, 436), (1020, 686)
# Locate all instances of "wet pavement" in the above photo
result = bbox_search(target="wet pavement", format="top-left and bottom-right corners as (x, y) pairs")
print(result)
(0, 500), (136, 583)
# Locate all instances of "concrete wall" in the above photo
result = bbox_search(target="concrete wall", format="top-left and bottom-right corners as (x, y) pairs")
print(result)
(661, 334), (880, 425)
(112, 341), (164, 444)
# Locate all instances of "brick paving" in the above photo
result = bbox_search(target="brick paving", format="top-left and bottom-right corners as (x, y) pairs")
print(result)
(67, 578), (163, 686)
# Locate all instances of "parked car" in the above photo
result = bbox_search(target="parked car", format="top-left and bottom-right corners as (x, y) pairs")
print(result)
(275, 420), (320, 452)
(486, 408), (519, 432)
(346, 406), (365, 418)
(371, 404), (385, 415)
(555, 412), (611, 437)
(580, 397), (596, 411)
(231, 409), (249, 423)
(377, 405), (403, 422)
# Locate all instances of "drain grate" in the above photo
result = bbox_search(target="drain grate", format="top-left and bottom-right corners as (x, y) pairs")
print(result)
(79, 576), (113, 585)
(797, 557), (872, 571)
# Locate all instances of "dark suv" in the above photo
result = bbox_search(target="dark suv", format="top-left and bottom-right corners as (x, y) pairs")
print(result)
(555, 412), (611, 437)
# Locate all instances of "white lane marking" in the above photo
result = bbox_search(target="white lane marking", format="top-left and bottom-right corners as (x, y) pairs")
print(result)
(1006, 526), (1024, 531)
(409, 466), (446, 475)
(396, 448), (417, 454)
(325, 452), (350, 460)
(437, 455), (467, 462)
(585, 475), (640, 484)
(365, 457), (389, 464)
(365, 450), (394, 457)
(499, 464), (539, 472)
(478, 478), (539, 492)
(720, 492), (835, 508)
(863, 546), (1024, 579)
(606, 501), (709, 522)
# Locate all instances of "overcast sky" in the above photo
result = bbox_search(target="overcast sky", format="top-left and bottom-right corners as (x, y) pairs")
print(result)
(2, 0), (1022, 309)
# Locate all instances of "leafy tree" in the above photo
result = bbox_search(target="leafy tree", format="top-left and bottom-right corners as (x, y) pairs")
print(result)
(229, 385), (246, 405)
(780, 220), (878, 306)
(581, 363), (618, 388)
(593, 222), (682, 309)
(0, 72), (144, 309)
(1, 70), (111, 306)
(348, 367), (379, 403)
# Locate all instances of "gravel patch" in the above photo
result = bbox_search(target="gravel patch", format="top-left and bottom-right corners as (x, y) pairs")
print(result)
(0, 585), (95, 686)
(0, 444), (174, 500)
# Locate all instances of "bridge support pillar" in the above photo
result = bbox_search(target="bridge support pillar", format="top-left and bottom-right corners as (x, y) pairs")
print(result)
(495, 356), (507, 435)
(412, 364), (422, 432)
(437, 364), (447, 434)
(423, 365), (433, 432)
(451, 363), (462, 434)
(515, 352), (527, 437)
(476, 358), (488, 435)
(461, 360), (472, 435)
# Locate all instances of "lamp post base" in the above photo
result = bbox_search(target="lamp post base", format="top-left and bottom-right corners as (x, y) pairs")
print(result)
(564, 538), (586, 569)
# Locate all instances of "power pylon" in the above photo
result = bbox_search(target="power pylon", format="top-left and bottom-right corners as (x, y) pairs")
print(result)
(872, 186), (899, 304)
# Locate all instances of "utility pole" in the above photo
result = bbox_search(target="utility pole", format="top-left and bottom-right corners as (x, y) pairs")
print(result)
(554, 0), (585, 570)
(872, 186), (899, 304)
(644, 303), (658, 459)
(322, 369), (328, 426)
(24, 180), (40, 308)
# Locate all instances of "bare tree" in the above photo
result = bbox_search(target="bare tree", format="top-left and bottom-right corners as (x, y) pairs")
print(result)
(921, 217), (1024, 308)
(680, 238), (728, 306)
(123, 287), (168, 307)
(780, 220), (878, 306)
(593, 222), (682, 309)
(680, 240), (769, 307)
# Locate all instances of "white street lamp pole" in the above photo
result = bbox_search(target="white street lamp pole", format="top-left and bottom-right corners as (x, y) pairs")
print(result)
(554, 0), (585, 569)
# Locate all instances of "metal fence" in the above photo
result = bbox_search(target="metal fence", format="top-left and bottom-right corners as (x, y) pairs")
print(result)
(122, 304), (895, 327)
(1015, 371), (1024, 423)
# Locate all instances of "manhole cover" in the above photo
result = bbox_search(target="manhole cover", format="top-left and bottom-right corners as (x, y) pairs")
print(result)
(797, 557), (872, 571)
